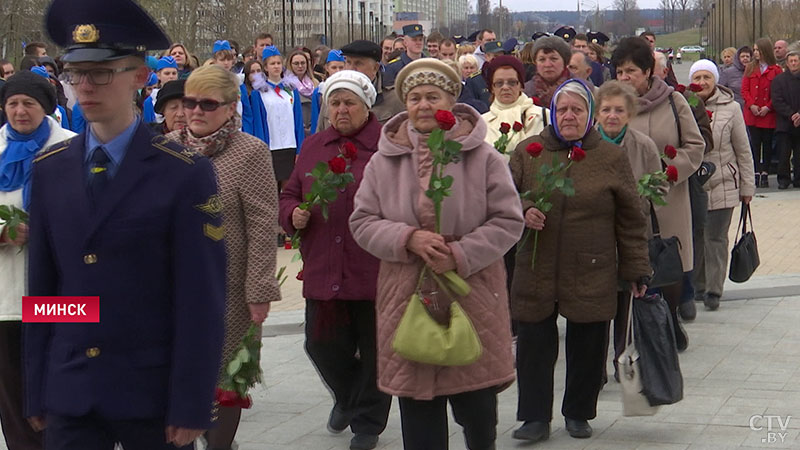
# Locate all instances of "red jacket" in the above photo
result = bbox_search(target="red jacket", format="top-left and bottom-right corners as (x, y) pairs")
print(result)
(278, 113), (381, 301)
(741, 64), (783, 128)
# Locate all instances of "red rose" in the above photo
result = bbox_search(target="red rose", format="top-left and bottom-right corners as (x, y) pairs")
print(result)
(665, 165), (679, 182)
(238, 395), (253, 409)
(296, 269), (304, 281)
(526, 142), (544, 158)
(215, 388), (239, 407)
(342, 142), (358, 160)
(499, 122), (511, 134)
(531, 96), (542, 106)
(328, 156), (346, 174)
(569, 145), (587, 162)
(688, 83), (702, 92)
(676, 84), (686, 94)
(513, 121), (524, 132)
(434, 110), (456, 130)
(664, 145), (677, 159)
(706, 110), (713, 120)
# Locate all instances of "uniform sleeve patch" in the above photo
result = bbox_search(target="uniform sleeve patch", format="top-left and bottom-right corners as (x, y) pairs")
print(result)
(203, 223), (225, 241)
(195, 195), (223, 218)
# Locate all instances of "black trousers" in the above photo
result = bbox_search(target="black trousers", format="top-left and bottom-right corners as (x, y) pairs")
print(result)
(777, 130), (800, 184)
(516, 310), (608, 422)
(398, 386), (498, 450)
(749, 126), (774, 173)
(304, 299), (390, 435)
(44, 413), (191, 450)
(0, 321), (43, 450)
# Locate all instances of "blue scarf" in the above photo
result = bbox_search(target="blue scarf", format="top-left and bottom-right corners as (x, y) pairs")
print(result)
(0, 119), (51, 209)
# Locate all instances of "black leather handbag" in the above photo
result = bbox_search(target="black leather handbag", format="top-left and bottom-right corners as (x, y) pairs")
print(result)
(729, 203), (760, 283)
(648, 202), (684, 288)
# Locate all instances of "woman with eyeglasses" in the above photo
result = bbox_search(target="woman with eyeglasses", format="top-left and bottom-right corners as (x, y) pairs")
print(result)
(284, 49), (320, 136)
(250, 46), (305, 188)
(482, 56), (550, 154)
(166, 65), (281, 450)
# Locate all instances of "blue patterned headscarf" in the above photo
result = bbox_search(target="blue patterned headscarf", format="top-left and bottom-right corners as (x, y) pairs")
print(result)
(549, 78), (595, 146)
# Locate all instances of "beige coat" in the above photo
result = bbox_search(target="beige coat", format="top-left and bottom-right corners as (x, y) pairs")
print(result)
(482, 93), (549, 154)
(629, 78), (706, 271)
(619, 127), (667, 229)
(350, 105), (524, 400)
(703, 86), (756, 210)
(509, 128), (651, 324)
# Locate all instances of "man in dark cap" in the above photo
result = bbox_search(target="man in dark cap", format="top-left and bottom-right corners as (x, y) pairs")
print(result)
(587, 31), (610, 46)
(383, 24), (425, 87)
(317, 39), (404, 131)
(554, 26), (577, 42)
(23, 0), (226, 449)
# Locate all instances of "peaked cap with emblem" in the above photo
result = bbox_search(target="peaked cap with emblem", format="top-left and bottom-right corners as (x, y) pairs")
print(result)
(532, 32), (550, 41)
(483, 40), (504, 54)
(402, 24), (424, 38)
(45, 0), (171, 62)
(587, 31), (610, 45)
(554, 26), (576, 41)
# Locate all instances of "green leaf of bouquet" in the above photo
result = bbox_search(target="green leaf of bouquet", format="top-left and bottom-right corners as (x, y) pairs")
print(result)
(227, 358), (242, 376)
(432, 179), (442, 189)
(321, 204), (330, 221)
(291, 252), (303, 263)
(237, 348), (250, 363)
(441, 176), (454, 189)
(428, 129), (444, 151)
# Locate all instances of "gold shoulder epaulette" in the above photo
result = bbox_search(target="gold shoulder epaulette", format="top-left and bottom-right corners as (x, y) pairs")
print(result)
(151, 135), (196, 165)
(469, 71), (481, 78)
(388, 58), (400, 64)
(33, 139), (73, 163)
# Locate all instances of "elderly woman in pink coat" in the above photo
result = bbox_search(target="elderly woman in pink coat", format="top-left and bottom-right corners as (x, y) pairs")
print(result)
(350, 58), (524, 450)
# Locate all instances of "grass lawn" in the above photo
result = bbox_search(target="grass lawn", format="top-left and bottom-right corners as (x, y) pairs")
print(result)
(654, 28), (706, 61)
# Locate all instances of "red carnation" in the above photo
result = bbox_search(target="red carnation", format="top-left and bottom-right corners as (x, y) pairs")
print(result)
(328, 156), (346, 174)
(499, 122), (511, 134)
(676, 84), (686, 94)
(296, 269), (304, 281)
(706, 110), (713, 120)
(342, 142), (358, 160)
(665, 165), (678, 182)
(434, 110), (456, 130)
(569, 145), (587, 162)
(526, 142), (544, 158)
(513, 121), (524, 132)
(664, 145), (677, 159)
(688, 83), (703, 92)
(531, 96), (542, 106)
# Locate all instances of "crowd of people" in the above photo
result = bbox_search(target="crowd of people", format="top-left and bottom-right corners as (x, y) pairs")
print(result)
(0, 0), (795, 448)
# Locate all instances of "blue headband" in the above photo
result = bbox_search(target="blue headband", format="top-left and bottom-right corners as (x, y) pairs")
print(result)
(213, 40), (232, 54)
(326, 49), (345, 63)
(262, 45), (281, 60)
(549, 78), (595, 146)
(156, 56), (178, 71)
(31, 66), (50, 79)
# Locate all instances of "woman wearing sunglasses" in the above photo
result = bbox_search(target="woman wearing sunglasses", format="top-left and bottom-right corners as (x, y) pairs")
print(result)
(166, 65), (281, 450)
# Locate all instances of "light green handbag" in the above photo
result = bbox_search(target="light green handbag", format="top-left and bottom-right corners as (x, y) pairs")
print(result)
(392, 291), (482, 367)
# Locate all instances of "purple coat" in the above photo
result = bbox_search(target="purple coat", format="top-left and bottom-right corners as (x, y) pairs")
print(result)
(279, 114), (381, 301)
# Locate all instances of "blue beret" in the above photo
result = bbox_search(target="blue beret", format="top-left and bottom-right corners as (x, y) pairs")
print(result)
(31, 66), (50, 79)
(157, 56), (178, 71)
(213, 40), (232, 54)
(146, 72), (158, 87)
(326, 49), (345, 63)
(45, 0), (170, 62)
(262, 46), (281, 60)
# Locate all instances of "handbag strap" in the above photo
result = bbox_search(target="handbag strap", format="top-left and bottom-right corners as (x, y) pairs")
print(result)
(668, 93), (684, 148)
(734, 202), (751, 242)
(649, 201), (661, 237)
(624, 292), (635, 347)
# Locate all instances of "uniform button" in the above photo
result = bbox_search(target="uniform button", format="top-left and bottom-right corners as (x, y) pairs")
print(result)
(332, 284), (340, 292)
(334, 236), (343, 244)
(84, 254), (98, 264)
(211, 415), (218, 422)
(86, 347), (101, 358)
(591, 258), (597, 264)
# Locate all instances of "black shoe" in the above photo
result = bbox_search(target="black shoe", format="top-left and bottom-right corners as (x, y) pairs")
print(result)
(779, 181), (790, 190)
(756, 174), (761, 187)
(760, 174), (769, 188)
(674, 320), (689, 352)
(512, 421), (550, 442)
(679, 300), (697, 321)
(793, 181), (800, 188)
(327, 406), (350, 434)
(564, 418), (592, 438)
(704, 293), (720, 311)
(350, 434), (379, 450)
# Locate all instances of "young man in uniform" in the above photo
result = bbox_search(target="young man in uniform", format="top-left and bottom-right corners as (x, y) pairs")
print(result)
(24, 1), (227, 449)
(383, 24), (425, 87)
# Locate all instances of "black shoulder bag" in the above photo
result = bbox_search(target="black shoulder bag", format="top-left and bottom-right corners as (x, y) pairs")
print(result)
(729, 203), (760, 283)
(648, 202), (684, 288)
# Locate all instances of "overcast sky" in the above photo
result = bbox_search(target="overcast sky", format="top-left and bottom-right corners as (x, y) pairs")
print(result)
(500, 0), (663, 12)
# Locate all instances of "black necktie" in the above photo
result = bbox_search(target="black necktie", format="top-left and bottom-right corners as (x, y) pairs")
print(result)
(89, 147), (110, 201)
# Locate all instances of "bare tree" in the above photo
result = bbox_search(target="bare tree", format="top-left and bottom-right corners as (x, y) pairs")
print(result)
(612, 0), (642, 36)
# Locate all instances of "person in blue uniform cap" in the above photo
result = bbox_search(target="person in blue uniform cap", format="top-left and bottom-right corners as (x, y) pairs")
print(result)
(554, 26), (577, 42)
(309, 49), (345, 133)
(502, 38), (519, 55)
(467, 30), (480, 45)
(24, 1), (227, 449)
(383, 24), (425, 88)
(587, 31), (610, 46)
(453, 35), (466, 45)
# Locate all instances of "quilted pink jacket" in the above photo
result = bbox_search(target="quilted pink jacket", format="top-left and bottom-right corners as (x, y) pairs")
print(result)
(349, 105), (524, 400)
